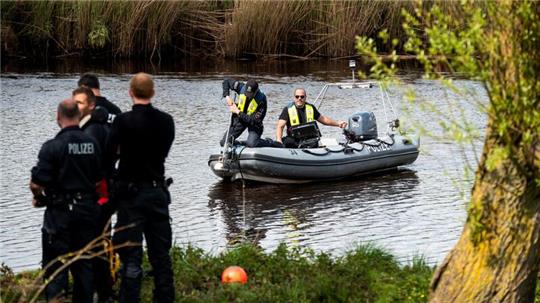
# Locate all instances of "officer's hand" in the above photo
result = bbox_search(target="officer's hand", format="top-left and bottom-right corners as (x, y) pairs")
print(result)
(226, 96), (234, 106)
(338, 121), (347, 129)
(32, 197), (45, 208)
(229, 103), (240, 114)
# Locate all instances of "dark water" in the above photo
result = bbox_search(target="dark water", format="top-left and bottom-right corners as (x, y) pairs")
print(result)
(0, 60), (487, 271)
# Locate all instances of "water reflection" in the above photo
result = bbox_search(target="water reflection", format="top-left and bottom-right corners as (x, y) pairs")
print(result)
(208, 169), (420, 248)
(2, 57), (425, 82)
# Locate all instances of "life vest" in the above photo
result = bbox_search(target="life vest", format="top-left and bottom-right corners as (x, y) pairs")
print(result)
(288, 103), (314, 126)
(237, 94), (258, 115)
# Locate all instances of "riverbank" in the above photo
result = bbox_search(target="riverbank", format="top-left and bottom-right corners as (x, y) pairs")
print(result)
(3, 244), (538, 302)
(1, 1), (465, 61)
(2, 244), (434, 302)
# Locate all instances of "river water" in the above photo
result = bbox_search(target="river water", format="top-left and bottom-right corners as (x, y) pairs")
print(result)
(0, 59), (487, 271)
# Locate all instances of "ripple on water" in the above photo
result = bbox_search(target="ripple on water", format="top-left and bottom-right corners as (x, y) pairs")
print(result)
(1, 74), (485, 271)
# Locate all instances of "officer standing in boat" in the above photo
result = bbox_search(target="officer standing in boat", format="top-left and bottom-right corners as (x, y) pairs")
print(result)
(221, 78), (273, 147)
(276, 88), (347, 148)
(78, 73), (122, 124)
(72, 86), (116, 302)
(107, 73), (175, 303)
(30, 99), (102, 303)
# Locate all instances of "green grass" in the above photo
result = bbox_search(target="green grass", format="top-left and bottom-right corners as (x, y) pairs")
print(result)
(2, 244), (539, 302)
(139, 243), (433, 302)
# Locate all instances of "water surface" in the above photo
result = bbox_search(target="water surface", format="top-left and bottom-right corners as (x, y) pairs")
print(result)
(0, 61), (486, 270)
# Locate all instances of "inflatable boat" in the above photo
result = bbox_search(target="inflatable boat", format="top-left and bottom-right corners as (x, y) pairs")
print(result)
(209, 74), (419, 184)
(209, 134), (419, 184)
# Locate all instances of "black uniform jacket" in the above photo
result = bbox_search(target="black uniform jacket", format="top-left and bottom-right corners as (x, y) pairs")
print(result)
(222, 79), (267, 131)
(31, 125), (102, 193)
(107, 103), (175, 182)
(96, 96), (121, 124)
(80, 115), (109, 152)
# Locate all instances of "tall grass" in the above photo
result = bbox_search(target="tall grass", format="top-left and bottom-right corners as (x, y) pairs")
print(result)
(1, 0), (462, 60)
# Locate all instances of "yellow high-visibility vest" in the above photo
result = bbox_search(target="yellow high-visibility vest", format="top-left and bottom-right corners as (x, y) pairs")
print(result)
(237, 94), (258, 115)
(288, 104), (314, 126)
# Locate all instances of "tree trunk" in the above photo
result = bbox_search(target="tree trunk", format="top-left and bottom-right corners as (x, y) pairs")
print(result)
(429, 125), (540, 302)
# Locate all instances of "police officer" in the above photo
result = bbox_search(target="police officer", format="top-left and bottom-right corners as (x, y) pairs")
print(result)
(78, 73), (122, 124)
(221, 78), (272, 147)
(73, 86), (115, 302)
(276, 88), (347, 148)
(74, 87), (109, 152)
(108, 73), (175, 303)
(30, 99), (102, 303)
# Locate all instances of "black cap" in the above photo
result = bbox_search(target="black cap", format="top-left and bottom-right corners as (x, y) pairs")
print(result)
(244, 79), (258, 99)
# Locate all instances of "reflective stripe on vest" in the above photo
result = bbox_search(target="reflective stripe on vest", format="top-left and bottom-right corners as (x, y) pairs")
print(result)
(288, 104), (314, 126)
(237, 94), (258, 115)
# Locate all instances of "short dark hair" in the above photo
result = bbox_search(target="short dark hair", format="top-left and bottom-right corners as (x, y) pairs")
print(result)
(58, 99), (81, 120)
(78, 73), (100, 89)
(72, 87), (96, 105)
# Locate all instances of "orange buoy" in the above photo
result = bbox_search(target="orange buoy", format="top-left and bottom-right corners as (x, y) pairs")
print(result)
(221, 266), (248, 284)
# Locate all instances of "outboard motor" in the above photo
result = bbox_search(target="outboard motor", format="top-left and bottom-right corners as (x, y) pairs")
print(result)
(344, 112), (377, 142)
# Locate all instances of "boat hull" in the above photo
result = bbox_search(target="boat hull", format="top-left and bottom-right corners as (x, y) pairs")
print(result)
(208, 135), (419, 184)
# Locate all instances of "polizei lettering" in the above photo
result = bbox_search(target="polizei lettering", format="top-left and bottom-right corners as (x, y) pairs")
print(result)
(68, 142), (95, 155)
(367, 143), (391, 153)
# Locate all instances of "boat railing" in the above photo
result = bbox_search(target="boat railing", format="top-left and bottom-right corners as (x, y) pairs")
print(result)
(314, 80), (400, 137)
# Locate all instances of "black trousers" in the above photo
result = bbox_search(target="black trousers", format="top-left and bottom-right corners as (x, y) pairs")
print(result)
(113, 185), (174, 303)
(220, 121), (273, 148)
(42, 200), (99, 303)
(282, 136), (299, 148)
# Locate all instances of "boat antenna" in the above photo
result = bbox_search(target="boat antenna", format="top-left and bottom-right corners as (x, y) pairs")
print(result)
(378, 83), (399, 132)
(349, 59), (356, 84)
(314, 60), (374, 110)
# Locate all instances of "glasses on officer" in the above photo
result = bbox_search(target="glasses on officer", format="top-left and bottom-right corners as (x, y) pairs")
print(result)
(295, 95), (305, 99)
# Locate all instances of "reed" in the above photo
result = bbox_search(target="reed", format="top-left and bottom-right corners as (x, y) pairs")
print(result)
(1, 0), (463, 60)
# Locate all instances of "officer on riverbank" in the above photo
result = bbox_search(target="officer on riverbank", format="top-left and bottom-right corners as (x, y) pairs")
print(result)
(78, 73), (122, 124)
(108, 73), (175, 303)
(73, 86), (116, 302)
(221, 78), (273, 147)
(30, 99), (102, 303)
(276, 88), (347, 148)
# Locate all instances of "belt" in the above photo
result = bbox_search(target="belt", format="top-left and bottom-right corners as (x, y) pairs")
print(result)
(44, 191), (97, 209)
(134, 180), (166, 189)
(117, 178), (172, 189)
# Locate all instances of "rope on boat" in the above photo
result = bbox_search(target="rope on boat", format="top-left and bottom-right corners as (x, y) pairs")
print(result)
(360, 135), (395, 147)
(235, 146), (246, 182)
(301, 134), (396, 156)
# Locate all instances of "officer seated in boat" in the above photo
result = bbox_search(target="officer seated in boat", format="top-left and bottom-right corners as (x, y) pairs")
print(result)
(276, 88), (347, 148)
